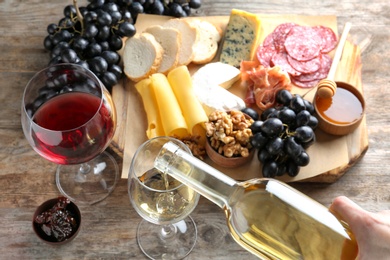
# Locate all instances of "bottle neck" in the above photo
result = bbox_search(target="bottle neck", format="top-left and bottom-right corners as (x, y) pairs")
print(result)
(154, 141), (238, 209)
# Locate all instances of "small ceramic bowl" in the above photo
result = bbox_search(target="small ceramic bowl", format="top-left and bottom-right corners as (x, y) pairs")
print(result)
(32, 197), (81, 245)
(313, 81), (365, 136)
(205, 139), (254, 168)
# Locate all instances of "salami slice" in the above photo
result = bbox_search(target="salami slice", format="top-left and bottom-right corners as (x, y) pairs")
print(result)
(272, 22), (297, 52)
(271, 52), (301, 76)
(291, 77), (319, 88)
(284, 26), (322, 61)
(314, 25), (338, 53)
(263, 33), (275, 47)
(256, 44), (276, 68)
(287, 55), (321, 74)
(292, 54), (332, 83)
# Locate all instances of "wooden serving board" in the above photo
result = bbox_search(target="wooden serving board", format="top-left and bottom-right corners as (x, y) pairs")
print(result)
(110, 14), (368, 183)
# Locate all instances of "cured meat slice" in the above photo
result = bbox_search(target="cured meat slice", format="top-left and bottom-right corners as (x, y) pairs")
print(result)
(272, 22), (297, 52)
(284, 26), (322, 61)
(256, 44), (276, 68)
(263, 33), (275, 47)
(291, 77), (319, 88)
(287, 55), (321, 74)
(314, 25), (338, 53)
(293, 54), (332, 82)
(271, 52), (301, 76)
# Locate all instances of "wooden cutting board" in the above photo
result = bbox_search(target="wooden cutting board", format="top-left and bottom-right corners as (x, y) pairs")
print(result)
(110, 14), (368, 183)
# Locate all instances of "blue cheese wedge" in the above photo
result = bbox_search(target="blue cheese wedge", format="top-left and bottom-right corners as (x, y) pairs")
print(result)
(220, 9), (262, 67)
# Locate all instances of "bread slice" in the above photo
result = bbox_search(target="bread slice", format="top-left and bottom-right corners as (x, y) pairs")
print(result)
(144, 25), (181, 74)
(163, 18), (198, 66)
(123, 32), (163, 82)
(189, 19), (222, 64)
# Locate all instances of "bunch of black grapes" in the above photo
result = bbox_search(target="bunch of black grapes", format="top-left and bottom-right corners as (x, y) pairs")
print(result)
(43, 0), (202, 91)
(244, 90), (319, 178)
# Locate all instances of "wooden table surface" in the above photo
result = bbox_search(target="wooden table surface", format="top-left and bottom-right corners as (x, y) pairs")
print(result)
(1, 0), (389, 259)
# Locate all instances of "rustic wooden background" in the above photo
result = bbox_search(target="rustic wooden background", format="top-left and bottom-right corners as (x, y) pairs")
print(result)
(1, 0), (389, 259)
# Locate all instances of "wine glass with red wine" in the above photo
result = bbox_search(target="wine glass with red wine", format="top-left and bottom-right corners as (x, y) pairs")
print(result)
(21, 63), (118, 205)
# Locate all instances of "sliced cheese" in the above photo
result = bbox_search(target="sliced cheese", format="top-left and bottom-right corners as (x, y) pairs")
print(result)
(191, 62), (241, 89)
(219, 9), (262, 67)
(150, 73), (188, 138)
(167, 66), (208, 135)
(135, 78), (165, 139)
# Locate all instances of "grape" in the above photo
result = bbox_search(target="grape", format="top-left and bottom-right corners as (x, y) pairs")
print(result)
(307, 115), (319, 129)
(241, 107), (259, 120)
(260, 118), (283, 137)
(47, 23), (58, 34)
(101, 71), (118, 87)
(284, 136), (304, 158)
(295, 110), (311, 126)
(294, 126), (314, 143)
(278, 107), (296, 124)
(73, 37), (89, 52)
(250, 132), (268, 150)
(88, 56), (108, 74)
(101, 51), (120, 65)
(261, 107), (276, 120)
(262, 161), (278, 178)
(117, 22), (136, 37)
(266, 137), (283, 155)
(189, 0), (202, 9)
(109, 64), (123, 79)
(290, 94), (306, 113)
(84, 24), (99, 39)
(286, 160), (300, 177)
(294, 151), (310, 166)
(64, 5), (77, 18)
(250, 120), (263, 134)
(251, 89), (318, 178)
(97, 11), (112, 26)
(61, 48), (79, 63)
(276, 89), (293, 106)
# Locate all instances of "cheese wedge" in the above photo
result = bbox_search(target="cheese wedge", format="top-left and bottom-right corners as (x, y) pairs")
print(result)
(191, 62), (240, 89)
(219, 9), (262, 67)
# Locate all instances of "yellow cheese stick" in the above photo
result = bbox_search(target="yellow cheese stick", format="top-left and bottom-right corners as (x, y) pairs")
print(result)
(150, 73), (189, 138)
(135, 78), (165, 139)
(167, 66), (208, 136)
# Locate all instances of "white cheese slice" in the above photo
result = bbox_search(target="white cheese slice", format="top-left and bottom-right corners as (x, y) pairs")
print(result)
(191, 62), (241, 89)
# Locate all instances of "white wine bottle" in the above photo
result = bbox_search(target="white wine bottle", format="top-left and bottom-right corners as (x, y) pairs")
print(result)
(154, 141), (358, 260)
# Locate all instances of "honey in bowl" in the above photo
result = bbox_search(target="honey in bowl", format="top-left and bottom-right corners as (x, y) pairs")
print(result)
(315, 88), (363, 124)
(314, 82), (365, 135)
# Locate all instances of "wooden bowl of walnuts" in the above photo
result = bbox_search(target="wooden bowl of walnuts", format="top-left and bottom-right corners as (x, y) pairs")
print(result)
(205, 110), (255, 168)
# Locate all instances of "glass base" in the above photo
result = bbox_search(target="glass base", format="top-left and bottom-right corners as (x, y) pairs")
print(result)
(56, 151), (119, 205)
(137, 216), (197, 260)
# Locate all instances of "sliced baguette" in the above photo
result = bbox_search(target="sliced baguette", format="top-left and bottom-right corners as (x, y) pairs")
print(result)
(123, 32), (164, 82)
(189, 19), (222, 64)
(163, 18), (198, 66)
(144, 25), (181, 74)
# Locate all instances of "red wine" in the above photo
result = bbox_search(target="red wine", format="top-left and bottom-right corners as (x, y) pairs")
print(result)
(31, 92), (115, 165)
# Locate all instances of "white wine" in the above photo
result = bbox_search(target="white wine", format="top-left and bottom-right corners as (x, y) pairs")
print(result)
(155, 141), (358, 259)
(226, 180), (357, 260)
(130, 168), (199, 225)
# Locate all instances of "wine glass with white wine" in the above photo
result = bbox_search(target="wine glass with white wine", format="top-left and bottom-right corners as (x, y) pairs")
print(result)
(128, 136), (200, 260)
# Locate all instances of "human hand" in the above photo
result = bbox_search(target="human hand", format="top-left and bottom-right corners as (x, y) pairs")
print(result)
(330, 196), (390, 260)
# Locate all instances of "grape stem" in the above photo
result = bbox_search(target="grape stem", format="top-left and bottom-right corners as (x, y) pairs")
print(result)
(73, 0), (84, 33)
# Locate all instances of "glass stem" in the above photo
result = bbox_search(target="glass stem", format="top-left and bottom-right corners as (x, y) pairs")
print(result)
(79, 163), (91, 175)
(160, 224), (176, 240)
